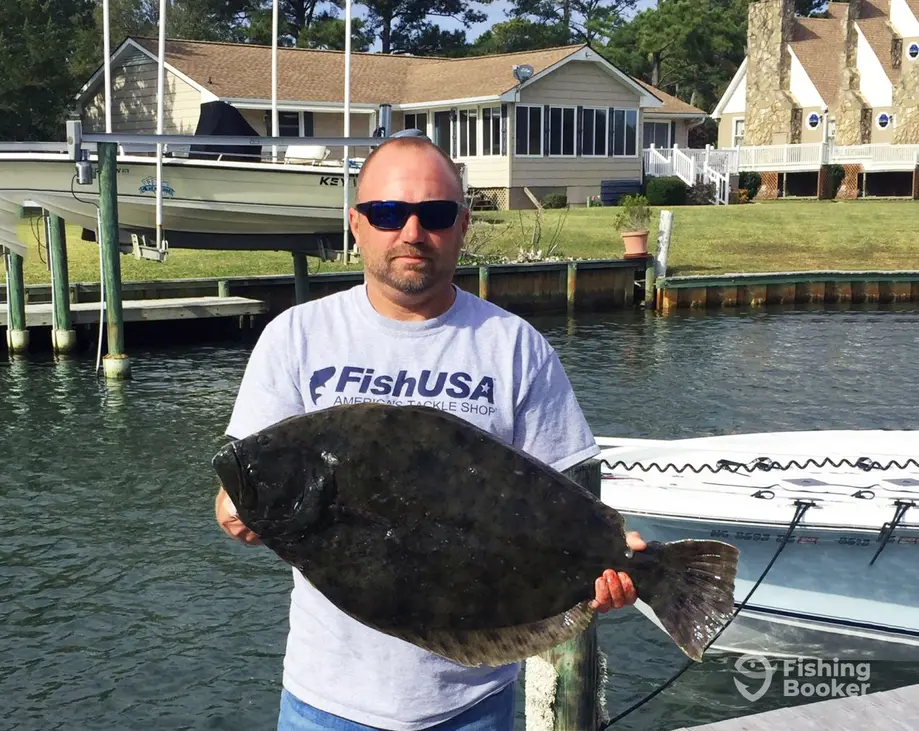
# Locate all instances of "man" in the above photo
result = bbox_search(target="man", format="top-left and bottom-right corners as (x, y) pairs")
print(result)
(215, 134), (645, 731)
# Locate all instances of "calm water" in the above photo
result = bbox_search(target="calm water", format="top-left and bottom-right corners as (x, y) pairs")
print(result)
(3, 305), (919, 731)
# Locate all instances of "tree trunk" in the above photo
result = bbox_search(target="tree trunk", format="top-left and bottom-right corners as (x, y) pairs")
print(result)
(381, 15), (392, 53)
(651, 51), (660, 87)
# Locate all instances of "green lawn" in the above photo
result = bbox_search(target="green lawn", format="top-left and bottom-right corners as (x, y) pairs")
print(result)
(14, 199), (919, 285)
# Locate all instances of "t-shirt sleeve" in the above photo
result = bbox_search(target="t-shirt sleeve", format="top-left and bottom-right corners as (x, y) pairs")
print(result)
(513, 350), (600, 473)
(225, 315), (305, 440)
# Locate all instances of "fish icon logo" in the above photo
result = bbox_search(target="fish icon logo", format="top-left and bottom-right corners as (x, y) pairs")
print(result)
(733, 653), (774, 702)
(309, 366), (336, 404)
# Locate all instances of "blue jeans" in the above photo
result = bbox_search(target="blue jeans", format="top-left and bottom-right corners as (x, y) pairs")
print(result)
(277, 683), (516, 731)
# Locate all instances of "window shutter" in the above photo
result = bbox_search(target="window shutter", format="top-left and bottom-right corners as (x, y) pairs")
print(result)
(670, 120), (676, 148)
(576, 106), (583, 156)
(544, 106), (550, 156)
(304, 111), (314, 137)
(451, 108), (458, 157)
(608, 107), (615, 156)
(500, 104), (508, 156)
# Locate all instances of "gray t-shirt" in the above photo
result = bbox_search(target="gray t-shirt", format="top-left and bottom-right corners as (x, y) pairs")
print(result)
(226, 283), (599, 730)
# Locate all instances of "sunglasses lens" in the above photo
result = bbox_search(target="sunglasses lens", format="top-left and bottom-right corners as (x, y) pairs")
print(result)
(368, 201), (410, 230)
(417, 201), (459, 230)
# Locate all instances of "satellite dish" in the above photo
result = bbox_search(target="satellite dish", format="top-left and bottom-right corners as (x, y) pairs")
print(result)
(513, 64), (534, 83)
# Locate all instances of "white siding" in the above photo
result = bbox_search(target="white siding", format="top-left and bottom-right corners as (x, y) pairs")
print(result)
(789, 48), (825, 108)
(81, 48), (202, 134)
(857, 25), (894, 107)
(463, 156), (509, 188)
(723, 71), (746, 114)
(891, 0), (919, 37)
(513, 61), (642, 189)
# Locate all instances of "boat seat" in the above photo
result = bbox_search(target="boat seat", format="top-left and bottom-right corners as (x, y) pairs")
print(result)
(284, 145), (330, 164)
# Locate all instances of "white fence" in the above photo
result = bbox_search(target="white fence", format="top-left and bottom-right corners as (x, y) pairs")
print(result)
(644, 142), (919, 180)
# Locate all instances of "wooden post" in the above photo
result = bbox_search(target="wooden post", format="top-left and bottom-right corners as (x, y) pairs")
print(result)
(529, 459), (602, 731)
(98, 141), (131, 379)
(478, 265), (489, 301)
(293, 252), (310, 305)
(48, 213), (76, 352)
(4, 251), (29, 353)
(218, 280), (230, 298)
(566, 262), (577, 315)
(654, 210), (673, 280)
(644, 260), (656, 309)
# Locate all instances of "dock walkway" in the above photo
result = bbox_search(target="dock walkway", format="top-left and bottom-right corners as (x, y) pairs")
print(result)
(0, 295), (266, 328)
(676, 682), (918, 730)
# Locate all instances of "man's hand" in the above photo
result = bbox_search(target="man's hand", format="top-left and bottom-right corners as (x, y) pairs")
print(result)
(590, 531), (647, 612)
(214, 487), (262, 546)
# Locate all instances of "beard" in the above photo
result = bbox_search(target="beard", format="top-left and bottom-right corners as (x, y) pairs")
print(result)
(366, 248), (442, 294)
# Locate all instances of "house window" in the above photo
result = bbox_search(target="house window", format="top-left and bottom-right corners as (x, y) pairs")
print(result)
(612, 109), (638, 156)
(457, 109), (478, 157)
(548, 106), (576, 156)
(582, 108), (607, 156)
(266, 111), (312, 137)
(515, 105), (543, 156)
(642, 120), (670, 149)
(404, 112), (427, 134)
(733, 118), (745, 147)
(279, 111), (300, 136)
(482, 107), (501, 155)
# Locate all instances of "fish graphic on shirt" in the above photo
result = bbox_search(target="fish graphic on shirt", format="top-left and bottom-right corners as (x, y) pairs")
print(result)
(309, 367), (337, 404)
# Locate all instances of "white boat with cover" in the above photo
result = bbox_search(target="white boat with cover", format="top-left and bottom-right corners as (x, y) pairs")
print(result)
(595, 430), (919, 661)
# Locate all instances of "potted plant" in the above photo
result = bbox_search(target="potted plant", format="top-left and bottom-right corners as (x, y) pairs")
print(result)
(614, 194), (651, 258)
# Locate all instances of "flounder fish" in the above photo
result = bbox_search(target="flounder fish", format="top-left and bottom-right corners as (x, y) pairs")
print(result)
(213, 402), (739, 667)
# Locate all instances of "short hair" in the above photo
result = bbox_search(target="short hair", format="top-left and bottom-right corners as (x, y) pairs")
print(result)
(356, 136), (464, 201)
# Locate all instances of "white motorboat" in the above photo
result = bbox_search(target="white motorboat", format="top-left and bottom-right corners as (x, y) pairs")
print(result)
(596, 430), (919, 661)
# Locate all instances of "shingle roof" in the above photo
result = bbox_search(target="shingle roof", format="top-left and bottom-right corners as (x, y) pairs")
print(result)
(631, 78), (707, 115)
(133, 38), (583, 105)
(856, 0), (901, 85)
(907, 0), (919, 24)
(790, 17), (844, 107)
(128, 38), (702, 114)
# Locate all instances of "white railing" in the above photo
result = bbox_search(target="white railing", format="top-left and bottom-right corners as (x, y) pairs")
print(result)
(671, 145), (696, 185)
(643, 145), (673, 178)
(736, 142), (826, 171)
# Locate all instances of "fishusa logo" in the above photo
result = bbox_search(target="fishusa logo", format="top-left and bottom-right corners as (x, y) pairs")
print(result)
(734, 653), (871, 702)
(307, 366), (497, 415)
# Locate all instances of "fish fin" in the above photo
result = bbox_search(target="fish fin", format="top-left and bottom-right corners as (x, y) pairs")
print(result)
(381, 601), (596, 668)
(640, 540), (739, 662)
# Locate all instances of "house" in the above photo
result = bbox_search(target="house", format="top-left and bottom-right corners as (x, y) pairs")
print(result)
(710, 0), (919, 199)
(74, 38), (708, 209)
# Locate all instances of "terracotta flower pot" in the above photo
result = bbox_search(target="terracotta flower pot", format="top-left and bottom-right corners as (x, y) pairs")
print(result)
(621, 230), (649, 259)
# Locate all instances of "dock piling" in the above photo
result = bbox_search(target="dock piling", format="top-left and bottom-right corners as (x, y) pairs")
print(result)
(292, 252), (310, 305)
(4, 251), (29, 353)
(527, 459), (602, 731)
(47, 213), (76, 352)
(478, 266), (489, 301)
(98, 141), (131, 379)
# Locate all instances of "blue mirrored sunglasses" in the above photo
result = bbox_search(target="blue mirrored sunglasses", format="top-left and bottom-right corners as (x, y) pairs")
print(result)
(354, 200), (461, 231)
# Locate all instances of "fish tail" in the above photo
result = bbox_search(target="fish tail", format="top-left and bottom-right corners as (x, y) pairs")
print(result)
(629, 539), (739, 662)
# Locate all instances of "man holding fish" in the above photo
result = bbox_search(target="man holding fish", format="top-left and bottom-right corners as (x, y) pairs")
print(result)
(215, 132), (647, 731)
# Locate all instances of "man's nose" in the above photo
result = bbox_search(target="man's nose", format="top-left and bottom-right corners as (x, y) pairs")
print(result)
(400, 212), (425, 241)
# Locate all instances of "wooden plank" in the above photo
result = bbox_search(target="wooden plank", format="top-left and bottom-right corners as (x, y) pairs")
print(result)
(0, 296), (267, 328)
(675, 683), (919, 731)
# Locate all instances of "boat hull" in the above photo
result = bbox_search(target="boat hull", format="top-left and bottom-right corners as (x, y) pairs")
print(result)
(598, 430), (919, 661)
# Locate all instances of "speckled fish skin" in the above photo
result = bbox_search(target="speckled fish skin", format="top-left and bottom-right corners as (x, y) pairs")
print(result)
(213, 402), (739, 667)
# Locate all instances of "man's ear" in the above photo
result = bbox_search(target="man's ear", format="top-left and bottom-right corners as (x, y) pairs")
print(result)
(459, 205), (470, 235)
(348, 207), (361, 241)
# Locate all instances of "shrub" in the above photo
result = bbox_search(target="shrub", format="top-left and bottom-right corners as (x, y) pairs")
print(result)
(615, 194), (651, 232)
(739, 171), (761, 199)
(541, 193), (567, 209)
(826, 164), (845, 198)
(687, 181), (716, 205)
(738, 188), (750, 204)
(645, 176), (687, 205)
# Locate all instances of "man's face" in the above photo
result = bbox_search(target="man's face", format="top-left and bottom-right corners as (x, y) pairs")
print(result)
(349, 145), (469, 296)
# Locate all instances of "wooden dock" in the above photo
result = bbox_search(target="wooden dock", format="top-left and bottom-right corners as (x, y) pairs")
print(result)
(0, 295), (267, 328)
(676, 682), (919, 730)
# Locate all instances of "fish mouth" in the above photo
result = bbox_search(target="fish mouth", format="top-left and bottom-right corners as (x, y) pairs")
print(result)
(212, 440), (256, 513)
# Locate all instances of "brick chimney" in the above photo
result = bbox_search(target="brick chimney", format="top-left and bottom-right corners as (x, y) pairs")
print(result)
(833, 0), (871, 144)
(743, 0), (799, 145)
